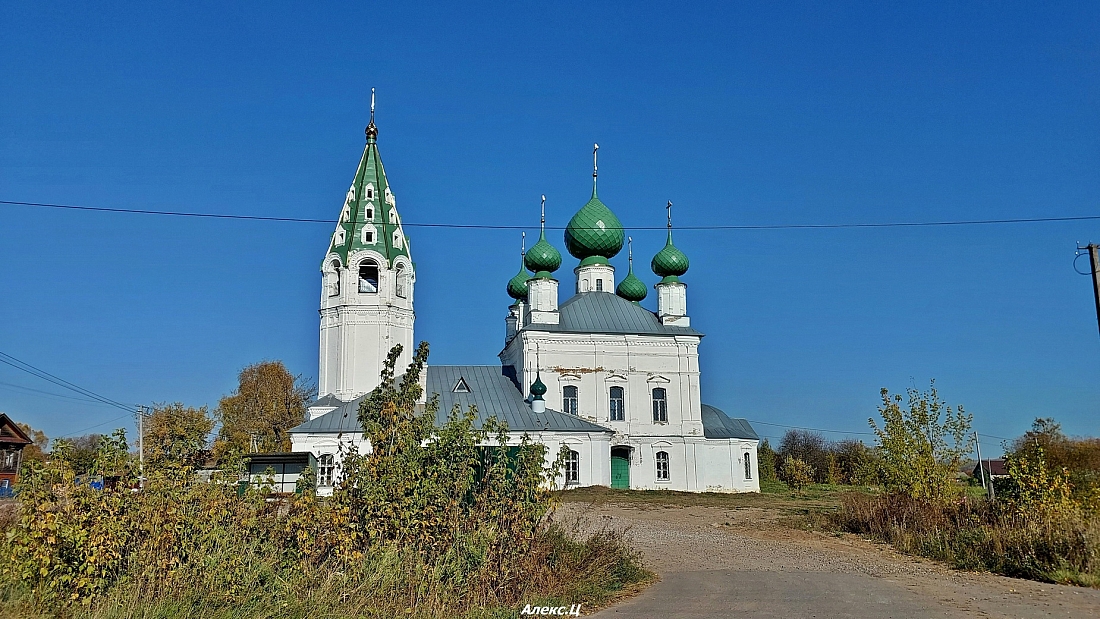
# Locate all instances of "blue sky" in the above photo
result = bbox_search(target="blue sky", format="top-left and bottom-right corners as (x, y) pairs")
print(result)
(1, 1), (1098, 451)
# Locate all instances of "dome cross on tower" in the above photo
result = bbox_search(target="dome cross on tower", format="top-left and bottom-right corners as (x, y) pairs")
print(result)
(525, 194), (562, 277)
(507, 232), (532, 300)
(565, 143), (624, 265)
(651, 200), (690, 283)
(616, 236), (648, 303)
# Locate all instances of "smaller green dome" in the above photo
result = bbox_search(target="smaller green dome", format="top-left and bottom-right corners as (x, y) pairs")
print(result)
(651, 230), (689, 278)
(507, 260), (530, 300)
(616, 266), (648, 303)
(530, 373), (547, 398)
(525, 231), (562, 273)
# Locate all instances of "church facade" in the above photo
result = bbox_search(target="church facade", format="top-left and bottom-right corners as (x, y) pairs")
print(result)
(290, 110), (759, 494)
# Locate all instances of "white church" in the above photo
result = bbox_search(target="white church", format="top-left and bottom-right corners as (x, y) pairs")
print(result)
(289, 107), (760, 494)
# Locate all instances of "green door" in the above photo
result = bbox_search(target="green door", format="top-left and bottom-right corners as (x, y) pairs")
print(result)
(610, 454), (630, 489)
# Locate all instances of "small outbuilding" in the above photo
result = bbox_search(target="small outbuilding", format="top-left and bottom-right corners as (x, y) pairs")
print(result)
(973, 459), (1008, 482)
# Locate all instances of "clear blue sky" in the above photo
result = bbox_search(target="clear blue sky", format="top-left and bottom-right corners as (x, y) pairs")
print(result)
(2, 1), (1098, 451)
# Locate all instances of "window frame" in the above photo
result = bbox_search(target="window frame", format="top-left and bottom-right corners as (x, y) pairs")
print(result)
(652, 387), (668, 423)
(395, 265), (407, 298)
(608, 386), (625, 421)
(358, 260), (380, 293)
(317, 454), (335, 487)
(743, 452), (752, 480)
(562, 385), (579, 416)
(655, 450), (670, 482)
(564, 449), (580, 485)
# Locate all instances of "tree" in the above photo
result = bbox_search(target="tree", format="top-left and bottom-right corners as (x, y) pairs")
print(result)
(54, 434), (103, 475)
(15, 422), (48, 462)
(778, 429), (829, 483)
(145, 403), (214, 469)
(779, 456), (815, 491)
(757, 439), (778, 481)
(1008, 417), (1100, 499)
(213, 361), (314, 462)
(869, 381), (973, 502)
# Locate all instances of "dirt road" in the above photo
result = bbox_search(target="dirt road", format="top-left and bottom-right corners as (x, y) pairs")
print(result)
(558, 501), (1100, 619)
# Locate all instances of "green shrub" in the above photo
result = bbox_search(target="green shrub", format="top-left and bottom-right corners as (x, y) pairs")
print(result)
(1, 342), (650, 617)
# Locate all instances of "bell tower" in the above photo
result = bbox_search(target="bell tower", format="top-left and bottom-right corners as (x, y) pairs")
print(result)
(317, 93), (415, 403)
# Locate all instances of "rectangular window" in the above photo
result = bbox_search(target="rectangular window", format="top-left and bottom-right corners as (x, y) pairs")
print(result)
(318, 454), (335, 487)
(562, 385), (579, 416)
(655, 451), (670, 481)
(652, 387), (667, 423)
(608, 386), (624, 421)
(565, 450), (580, 484)
(595, 279), (603, 291)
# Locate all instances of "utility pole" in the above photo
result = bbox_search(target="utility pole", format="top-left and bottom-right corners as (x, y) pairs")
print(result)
(974, 432), (994, 501)
(136, 405), (150, 490)
(1078, 243), (1100, 338)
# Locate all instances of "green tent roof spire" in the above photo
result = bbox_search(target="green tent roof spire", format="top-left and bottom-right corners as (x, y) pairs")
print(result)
(507, 232), (532, 300)
(651, 201), (689, 281)
(323, 91), (410, 271)
(525, 194), (562, 275)
(616, 236), (648, 303)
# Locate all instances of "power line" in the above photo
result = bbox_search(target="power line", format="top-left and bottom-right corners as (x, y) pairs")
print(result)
(56, 412), (140, 439)
(4, 198), (1100, 231)
(0, 351), (132, 412)
(746, 418), (876, 436)
(0, 380), (117, 406)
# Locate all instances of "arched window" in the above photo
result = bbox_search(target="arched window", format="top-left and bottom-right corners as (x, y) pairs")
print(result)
(743, 452), (752, 480)
(318, 454), (335, 487)
(564, 449), (580, 484)
(358, 260), (379, 293)
(655, 451), (670, 481)
(652, 388), (667, 423)
(562, 385), (579, 416)
(395, 265), (407, 298)
(609, 386), (624, 421)
(327, 260), (340, 297)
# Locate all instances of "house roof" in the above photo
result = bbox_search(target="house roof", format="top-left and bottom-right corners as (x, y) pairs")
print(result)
(291, 365), (612, 435)
(973, 459), (1008, 477)
(700, 404), (758, 440)
(522, 292), (702, 337)
(0, 414), (32, 446)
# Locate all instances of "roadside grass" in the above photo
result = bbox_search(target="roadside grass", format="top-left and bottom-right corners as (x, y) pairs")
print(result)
(554, 482), (869, 530)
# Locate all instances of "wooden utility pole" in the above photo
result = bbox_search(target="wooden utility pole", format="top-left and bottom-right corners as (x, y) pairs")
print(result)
(1081, 243), (1100, 338)
(136, 405), (150, 490)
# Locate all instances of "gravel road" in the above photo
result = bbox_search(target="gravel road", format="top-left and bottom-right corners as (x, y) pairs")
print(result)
(557, 502), (1100, 619)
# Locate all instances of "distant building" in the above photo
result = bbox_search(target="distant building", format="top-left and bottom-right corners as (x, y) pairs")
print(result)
(0, 414), (32, 495)
(290, 108), (760, 495)
(973, 459), (1008, 480)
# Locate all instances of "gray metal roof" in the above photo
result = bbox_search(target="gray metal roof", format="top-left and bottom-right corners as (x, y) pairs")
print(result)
(700, 404), (759, 440)
(522, 292), (702, 337)
(290, 365), (612, 435)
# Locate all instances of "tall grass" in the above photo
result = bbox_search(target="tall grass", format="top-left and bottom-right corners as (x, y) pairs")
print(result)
(0, 344), (652, 617)
(834, 492), (1100, 587)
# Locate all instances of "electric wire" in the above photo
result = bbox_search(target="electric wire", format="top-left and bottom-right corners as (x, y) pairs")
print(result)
(4, 199), (1100, 231)
(0, 351), (132, 412)
(0, 380), (116, 405)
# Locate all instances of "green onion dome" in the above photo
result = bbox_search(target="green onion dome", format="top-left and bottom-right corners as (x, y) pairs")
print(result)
(524, 230), (562, 275)
(564, 189), (625, 263)
(507, 259), (531, 300)
(530, 373), (547, 398)
(616, 266), (648, 303)
(651, 229), (689, 282)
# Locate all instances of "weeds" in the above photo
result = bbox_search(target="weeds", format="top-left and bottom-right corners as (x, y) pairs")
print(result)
(0, 343), (650, 617)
